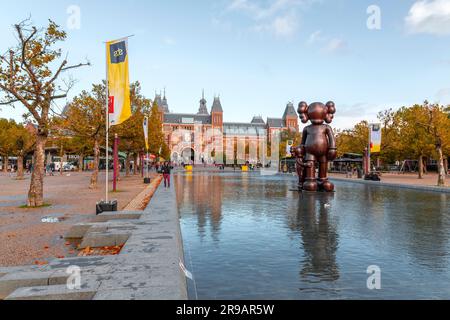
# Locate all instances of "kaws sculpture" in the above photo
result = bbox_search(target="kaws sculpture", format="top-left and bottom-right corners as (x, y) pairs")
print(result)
(292, 101), (337, 192)
(290, 146), (308, 189)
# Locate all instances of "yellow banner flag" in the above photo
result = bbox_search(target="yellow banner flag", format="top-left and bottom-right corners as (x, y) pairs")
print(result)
(370, 124), (382, 153)
(107, 39), (131, 126)
(143, 116), (149, 150)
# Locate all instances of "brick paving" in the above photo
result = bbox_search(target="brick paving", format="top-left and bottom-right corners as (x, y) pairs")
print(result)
(123, 175), (162, 211)
(0, 172), (154, 267)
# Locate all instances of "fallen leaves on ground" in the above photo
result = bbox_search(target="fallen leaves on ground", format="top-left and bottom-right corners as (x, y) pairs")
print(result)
(78, 245), (124, 257)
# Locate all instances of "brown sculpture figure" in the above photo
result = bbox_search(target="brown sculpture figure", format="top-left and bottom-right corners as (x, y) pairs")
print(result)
(292, 101), (337, 192)
(290, 146), (308, 189)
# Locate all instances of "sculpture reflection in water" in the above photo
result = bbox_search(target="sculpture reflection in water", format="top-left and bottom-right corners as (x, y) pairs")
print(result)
(291, 193), (340, 282)
(291, 101), (337, 192)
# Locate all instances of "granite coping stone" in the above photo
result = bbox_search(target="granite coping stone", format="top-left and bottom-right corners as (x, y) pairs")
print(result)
(5, 282), (100, 300)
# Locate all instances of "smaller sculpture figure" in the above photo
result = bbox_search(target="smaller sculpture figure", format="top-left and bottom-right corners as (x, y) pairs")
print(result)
(290, 146), (309, 189)
(292, 101), (337, 192)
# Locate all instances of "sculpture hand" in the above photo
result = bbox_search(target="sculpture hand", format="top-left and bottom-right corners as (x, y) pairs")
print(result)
(290, 146), (296, 157)
(327, 148), (337, 161)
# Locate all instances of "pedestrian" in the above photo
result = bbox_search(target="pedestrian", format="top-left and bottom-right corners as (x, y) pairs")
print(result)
(162, 162), (172, 188)
(346, 165), (351, 178)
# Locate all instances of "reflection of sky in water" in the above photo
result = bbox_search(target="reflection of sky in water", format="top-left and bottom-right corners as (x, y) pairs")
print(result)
(176, 173), (450, 300)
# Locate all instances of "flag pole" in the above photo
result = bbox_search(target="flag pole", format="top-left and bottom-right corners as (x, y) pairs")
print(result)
(104, 35), (134, 202)
(105, 42), (110, 203)
(368, 123), (372, 175)
(147, 148), (150, 179)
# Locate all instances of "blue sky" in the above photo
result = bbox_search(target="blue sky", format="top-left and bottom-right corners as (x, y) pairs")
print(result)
(1, 0), (450, 129)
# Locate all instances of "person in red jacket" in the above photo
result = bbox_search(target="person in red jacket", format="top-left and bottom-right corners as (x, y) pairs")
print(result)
(162, 162), (173, 188)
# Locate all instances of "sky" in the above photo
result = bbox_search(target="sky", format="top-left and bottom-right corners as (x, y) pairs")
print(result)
(1, 0), (450, 129)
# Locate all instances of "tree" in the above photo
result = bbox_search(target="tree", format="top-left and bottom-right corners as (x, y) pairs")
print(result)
(377, 109), (402, 165)
(0, 119), (15, 172)
(279, 129), (301, 159)
(111, 82), (151, 176)
(335, 121), (369, 156)
(10, 122), (35, 179)
(397, 105), (435, 179)
(415, 102), (449, 186)
(0, 119), (35, 178)
(147, 100), (168, 158)
(62, 83), (105, 189)
(0, 19), (89, 206)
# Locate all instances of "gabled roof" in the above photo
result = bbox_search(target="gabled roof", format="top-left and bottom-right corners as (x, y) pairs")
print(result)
(211, 97), (223, 113)
(251, 116), (265, 125)
(267, 118), (284, 128)
(164, 113), (211, 125)
(283, 102), (297, 120)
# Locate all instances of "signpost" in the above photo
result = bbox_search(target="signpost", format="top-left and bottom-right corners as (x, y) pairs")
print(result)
(143, 116), (151, 184)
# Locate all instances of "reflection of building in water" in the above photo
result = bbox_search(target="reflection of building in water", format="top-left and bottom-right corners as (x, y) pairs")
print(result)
(175, 173), (224, 238)
(155, 91), (299, 164)
(288, 194), (340, 282)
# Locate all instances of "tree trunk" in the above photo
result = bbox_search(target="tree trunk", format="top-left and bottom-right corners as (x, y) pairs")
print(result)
(79, 154), (84, 172)
(125, 154), (131, 176)
(437, 146), (446, 187)
(90, 139), (100, 189)
(133, 154), (138, 175)
(418, 155), (424, 179)
(3, 155), (8, 172)
(17, 155), (24, 180)
(27, 134), (47, 207)
(444, 158), (448, 176)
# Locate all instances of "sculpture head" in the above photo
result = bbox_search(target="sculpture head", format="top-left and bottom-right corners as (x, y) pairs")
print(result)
(298, 101), (336, 125)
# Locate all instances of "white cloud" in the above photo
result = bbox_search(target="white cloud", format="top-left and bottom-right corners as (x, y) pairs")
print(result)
(307, 30), (323, 44)
(228, 0), (300, 20)
(405, 0), (450, 35)
(225, 0), (318, 37)
(306, 30), (348, 54)
(325, 38), (348, 53)
(254, 12), (299, 37)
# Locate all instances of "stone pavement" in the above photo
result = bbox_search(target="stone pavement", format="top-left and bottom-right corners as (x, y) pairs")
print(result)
(0, 182), (188, 300)
(0, 172), (152, 266)
(330, 173), (450, 193)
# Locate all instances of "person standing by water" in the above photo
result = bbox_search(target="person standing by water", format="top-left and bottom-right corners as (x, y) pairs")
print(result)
(162, 162), (173, 188)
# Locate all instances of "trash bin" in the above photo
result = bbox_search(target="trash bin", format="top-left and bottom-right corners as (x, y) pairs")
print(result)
(357, 169), (363, 179)
(96, 200), (118, 215)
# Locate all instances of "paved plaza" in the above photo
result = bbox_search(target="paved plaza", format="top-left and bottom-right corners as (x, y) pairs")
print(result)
(0, 172), (152, 267)
(330, 172), (449, 188)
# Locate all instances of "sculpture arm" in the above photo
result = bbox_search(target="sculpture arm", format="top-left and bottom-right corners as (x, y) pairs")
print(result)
(300, 127), (308, 154)
(326, 125), (337, 160)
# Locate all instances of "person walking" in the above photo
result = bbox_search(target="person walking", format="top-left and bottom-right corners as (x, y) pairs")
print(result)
(162, 162), (173, 188)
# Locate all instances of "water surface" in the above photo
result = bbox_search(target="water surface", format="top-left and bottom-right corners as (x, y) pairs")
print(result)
(175, 172), (450, 300)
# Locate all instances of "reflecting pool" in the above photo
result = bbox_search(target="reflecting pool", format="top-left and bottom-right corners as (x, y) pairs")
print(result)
(175, 172), (450, 300)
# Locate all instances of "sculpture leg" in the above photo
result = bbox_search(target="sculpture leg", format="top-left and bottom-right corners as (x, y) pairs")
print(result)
(296, 161), (304, 189)
(303, 161), (318, 192)
(301, 166), (307, 186)
(319, 161), (334, 192)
